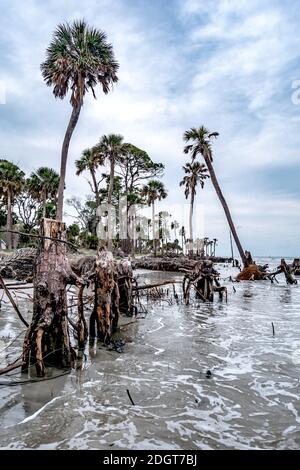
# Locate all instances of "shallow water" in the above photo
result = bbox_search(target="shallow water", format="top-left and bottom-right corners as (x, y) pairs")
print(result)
(0, 257), (300, 449)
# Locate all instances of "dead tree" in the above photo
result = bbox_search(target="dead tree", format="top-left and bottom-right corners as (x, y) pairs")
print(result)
(280, 259), (297, 285)
(183, 260), (227, 303)
(117, 258), (133, 316)
(89, 247), (120, 343)
(22, 219), (83, 377)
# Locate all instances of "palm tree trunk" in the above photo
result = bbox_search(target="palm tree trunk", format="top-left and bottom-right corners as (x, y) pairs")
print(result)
(229, 230), (235, 267)
(152, 202), (156, 256)
(189, 192), (194, 256)
(107, 156), (115, 251)
(91, 169), (100, 238)
(6, 190), (12, 250)
(42, 190), (47, 219)
(204, 156), (247, 266)
(56, 104), (82, 221)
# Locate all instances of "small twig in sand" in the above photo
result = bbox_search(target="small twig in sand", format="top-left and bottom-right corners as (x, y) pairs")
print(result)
(271, 322), (275, 337)
(126, 389), (135, 405)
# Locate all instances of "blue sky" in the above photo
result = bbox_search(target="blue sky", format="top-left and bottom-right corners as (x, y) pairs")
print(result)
(0, 0), (300, 256)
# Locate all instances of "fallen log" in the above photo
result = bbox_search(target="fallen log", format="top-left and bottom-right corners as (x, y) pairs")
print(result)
(0, 360), (25, 376)
(133, 280), (176, 291)
(236, 265), (264, 281)
(0, 248), (36, 281)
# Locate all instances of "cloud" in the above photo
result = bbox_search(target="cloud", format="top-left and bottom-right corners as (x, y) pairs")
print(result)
(0, 0), (299, 255)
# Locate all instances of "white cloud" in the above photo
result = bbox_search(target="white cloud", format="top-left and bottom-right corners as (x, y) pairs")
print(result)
(0, 0), (299, 255)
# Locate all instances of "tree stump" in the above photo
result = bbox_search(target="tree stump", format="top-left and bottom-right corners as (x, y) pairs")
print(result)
(22, 218), (81, 377)
(183, 260), (224, 303)
(90, 247), (119, 343)
(117, 258), (133, 316)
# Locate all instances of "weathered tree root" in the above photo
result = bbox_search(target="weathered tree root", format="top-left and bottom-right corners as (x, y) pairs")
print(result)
(236, 259), (297, 285)
(183, 260), (226, 303)
(22, 219), (83, 377)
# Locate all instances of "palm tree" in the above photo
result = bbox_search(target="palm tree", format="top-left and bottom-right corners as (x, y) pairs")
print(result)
(180, 161), (209, 255)
(141, 180), (167, 256)
(184, 126), (247, 266)
(93, 134), (126, 249)
(75, 148), (105, 209)
(41, 20), (119, 221)
(27, 167), (59, 218)
(0, 159), (25, 249)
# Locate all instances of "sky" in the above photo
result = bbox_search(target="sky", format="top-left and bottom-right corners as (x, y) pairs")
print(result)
(0, 0), (300, 257)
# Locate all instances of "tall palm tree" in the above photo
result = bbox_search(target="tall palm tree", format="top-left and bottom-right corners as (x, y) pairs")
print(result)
(27, 167), (59, 218)
(184, 126), (247, 266)
(141, 180), (167, 256)
(93, 134), (126, 249)
(0, 159), (25, 249)
(75, 148), (105, 209)
(180, 161), (209, 254)
(41, 20), (119, 221)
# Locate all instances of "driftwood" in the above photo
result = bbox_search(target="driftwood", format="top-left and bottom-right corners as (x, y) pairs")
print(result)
(0, 248), (36, 281)
(183, 260), (226, 303)
(133, 255), (233, 272)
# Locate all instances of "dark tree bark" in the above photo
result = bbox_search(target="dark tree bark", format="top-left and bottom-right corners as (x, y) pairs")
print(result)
(107, 156), (115, 251)
(90, 247), (119, 343)
(117, 258), (133, 316)
(6, 190), (12, 250)
(56, 104), (81, 221)
(22, 218), (82, 377)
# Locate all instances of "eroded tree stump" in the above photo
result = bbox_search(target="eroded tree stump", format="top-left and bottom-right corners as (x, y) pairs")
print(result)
(183, 260), (226, 302)
(22, 218), (81, 377)
(117, 258), (133, 316)
(90, 247), (119, 343)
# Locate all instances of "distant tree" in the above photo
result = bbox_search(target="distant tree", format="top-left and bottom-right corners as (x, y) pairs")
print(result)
(0, 159), (25, 249)
(142, 180), (167, 256)
(93, 134), (126, 248)
(66, 196), (97, 235)
(67, 223), (80, 245)
(75, 148), (105, 210)
(180, 161), (209, 254)
(27, 167), (59, 218)
(16, 191), (39, 233)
